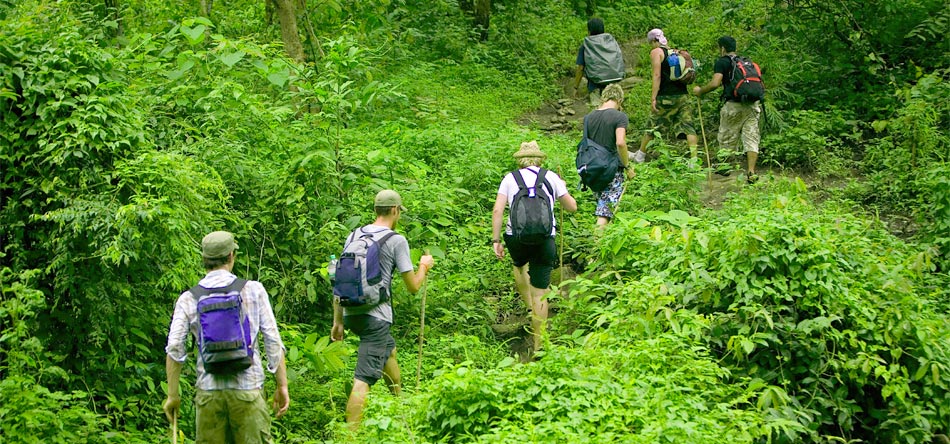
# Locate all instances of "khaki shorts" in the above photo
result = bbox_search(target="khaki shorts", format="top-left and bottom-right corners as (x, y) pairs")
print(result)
(718, 101), (761, 153)
(648, 94), (696, 140)
(195, 389), (272, 444)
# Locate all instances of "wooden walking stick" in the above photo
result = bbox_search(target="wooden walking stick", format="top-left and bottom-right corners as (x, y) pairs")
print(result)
(695, 95), (713, 185)
(171, 410), (178, 444)
(415, 250), (430, 390)
(557, 166), (565, 279)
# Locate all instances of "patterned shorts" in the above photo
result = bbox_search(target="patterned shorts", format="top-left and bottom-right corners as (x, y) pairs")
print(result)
(718, 101), (761, 153)
(594, 170), (626, 219)
(648, 94), (696, 140)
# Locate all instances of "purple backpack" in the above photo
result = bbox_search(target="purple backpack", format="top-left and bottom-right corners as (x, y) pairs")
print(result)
(190, 278), (252, 375)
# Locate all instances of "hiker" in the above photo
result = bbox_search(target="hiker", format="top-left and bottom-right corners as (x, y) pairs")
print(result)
(581, 83), (633, 226)
(572, 17), (625, 107)
(163, 231), (290, 443)
(633, 28), (699, 164)
(491, 141), (577, 355)
(330, 189), (434, 430)
(692, 35), (763, 183)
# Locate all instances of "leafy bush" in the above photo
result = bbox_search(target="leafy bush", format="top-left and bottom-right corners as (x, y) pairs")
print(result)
(594, 179), (950, 442)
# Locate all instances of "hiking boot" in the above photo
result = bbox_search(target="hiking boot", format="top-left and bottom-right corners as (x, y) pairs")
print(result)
(747, 173), (758, 184)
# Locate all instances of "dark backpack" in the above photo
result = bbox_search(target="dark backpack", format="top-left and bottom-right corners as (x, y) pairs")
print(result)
(333, 228), (397, 307)
(727, 55), (765, 103)
(665, 48), (696, 84)
(576, 114), (620, 193)
(190, 278), (253, 375)
(582, 34), (625, 85)
(509, 168), (555, 245)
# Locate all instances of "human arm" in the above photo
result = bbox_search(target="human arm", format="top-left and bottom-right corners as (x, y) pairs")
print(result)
(491, 192), (508, 259)
(162, 294), (190, 423)
(573, 65), (585, 97)
(650, 47), (663, 112)
(272, 356), (289, 418)
(558, 193), (577, 213)
(163, 354), (183, 423)
(692, 72), (723, 96)
(401, 255), (434, 294)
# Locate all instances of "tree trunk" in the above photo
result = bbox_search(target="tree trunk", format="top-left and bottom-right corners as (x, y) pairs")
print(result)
(474, 0), (490, 41)
(104, 0), (124, 38)
(273, 0), (305, 62)
(200, 0), (213, 17)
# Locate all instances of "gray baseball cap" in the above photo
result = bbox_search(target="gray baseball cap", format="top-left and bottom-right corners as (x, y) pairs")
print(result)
(375, 189), (407, 211)
(201, 231), (239, 259)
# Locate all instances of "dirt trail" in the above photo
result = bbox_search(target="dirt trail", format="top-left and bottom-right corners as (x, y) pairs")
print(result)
(499, 37), (769, 360)
(517, 37), (646, 133)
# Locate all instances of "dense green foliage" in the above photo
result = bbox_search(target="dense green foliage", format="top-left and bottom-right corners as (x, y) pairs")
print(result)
(1, 0), (948, 442)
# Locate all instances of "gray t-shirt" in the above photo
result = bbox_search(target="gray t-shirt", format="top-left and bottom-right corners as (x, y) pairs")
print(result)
(341, 224), (413, 323)
(585, 108), (629, 153)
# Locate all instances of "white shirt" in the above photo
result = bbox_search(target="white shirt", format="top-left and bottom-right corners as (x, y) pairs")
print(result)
(497, 166), (569, 236)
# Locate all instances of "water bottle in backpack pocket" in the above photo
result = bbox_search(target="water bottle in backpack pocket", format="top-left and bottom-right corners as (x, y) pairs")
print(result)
(333, 228), (398, 307)
(191, 279), (253, 375)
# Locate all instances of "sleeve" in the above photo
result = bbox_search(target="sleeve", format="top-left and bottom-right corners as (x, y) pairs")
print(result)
(545, 171), (569, 198)
(714, 56), (732, 76)
(576, 45), (585, 66)
(497, 173), (515, 197)
(251, 281), (285, 373)
(616, 110), (629, 129)
(392, 235), (414, 274)
(164, 293), (192, 363)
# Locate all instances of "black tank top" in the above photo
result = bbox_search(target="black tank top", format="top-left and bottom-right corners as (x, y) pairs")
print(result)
(658, 47), (687, 97)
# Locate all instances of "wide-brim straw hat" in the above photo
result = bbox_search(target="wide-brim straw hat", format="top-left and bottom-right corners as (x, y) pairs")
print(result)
(513, 140), (547, 159)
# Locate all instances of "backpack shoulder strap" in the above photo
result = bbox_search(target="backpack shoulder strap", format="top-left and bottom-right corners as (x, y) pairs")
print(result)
(374, 230), (397, 247)
(189, 278), (248, 299)
(582, 113), (591, 140)
(512, 169), (529, 191)
(534, 168), (554, 197)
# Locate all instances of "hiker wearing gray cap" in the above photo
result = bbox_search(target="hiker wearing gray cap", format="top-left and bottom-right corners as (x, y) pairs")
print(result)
(164, 231), (289, 443)
(331, 190), (434, 430)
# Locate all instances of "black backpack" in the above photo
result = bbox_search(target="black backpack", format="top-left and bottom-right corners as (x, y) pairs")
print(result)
(509, 168), (555, 245)
(727, 55), (765, 103)
(576, 114), (620, 193)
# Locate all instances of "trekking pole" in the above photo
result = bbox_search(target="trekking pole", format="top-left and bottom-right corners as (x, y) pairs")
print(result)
(415, 250), (430, 390)
(695, 95), (713, 186)
(557, 166), (565, 280)
(171, 410), (178, 444)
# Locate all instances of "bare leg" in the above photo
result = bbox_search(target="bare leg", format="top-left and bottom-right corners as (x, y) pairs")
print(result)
(596, 216), (610, 227)
(381, 348), (401, 396)
(512, 265), (531, 303)
(345, 379), (370, 431)
(528, 286), (549, 353)
(639, 132), (653, 153)
(687, 134), (699, 159)
(747, 151), (758, 175)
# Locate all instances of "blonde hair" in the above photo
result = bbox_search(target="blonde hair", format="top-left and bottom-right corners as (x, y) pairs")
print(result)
(517, 157), (544, 168)
(601, 83), (625, 104)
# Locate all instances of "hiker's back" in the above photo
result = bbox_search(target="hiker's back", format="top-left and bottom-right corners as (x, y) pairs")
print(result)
(334, 225), (411, 322)
(582, 34), (625, 85)
(658, 47), (689, 95)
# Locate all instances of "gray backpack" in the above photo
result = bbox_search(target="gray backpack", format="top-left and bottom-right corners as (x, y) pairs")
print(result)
(582, 34), (625, 85)
(333, 228), (397, 307)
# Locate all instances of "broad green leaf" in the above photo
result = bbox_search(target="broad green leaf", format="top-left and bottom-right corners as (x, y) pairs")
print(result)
(217, 50), (245, 68)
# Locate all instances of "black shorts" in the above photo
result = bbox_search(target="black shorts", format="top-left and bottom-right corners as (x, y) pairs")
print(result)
(343, 314), (395, 386)
(503, 235), (557, 289)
